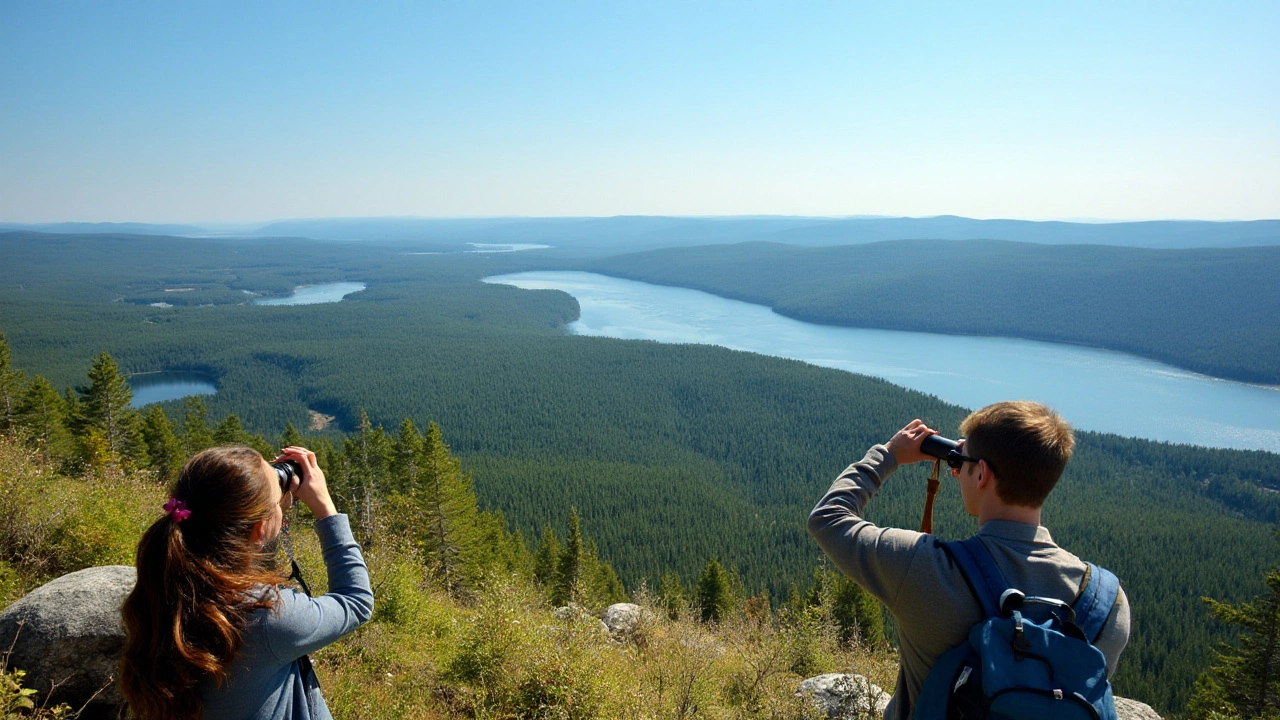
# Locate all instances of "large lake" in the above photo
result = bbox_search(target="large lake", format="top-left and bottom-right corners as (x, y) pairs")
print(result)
(485, 271), (1280, 453)
(253, 282), (366, 306)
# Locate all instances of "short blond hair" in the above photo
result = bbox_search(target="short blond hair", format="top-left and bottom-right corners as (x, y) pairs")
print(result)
(959, 401), (1074, 508)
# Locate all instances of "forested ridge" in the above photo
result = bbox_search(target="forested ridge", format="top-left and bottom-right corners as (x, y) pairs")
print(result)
(3, 231), (1280, 712)
(585, 239), (1280, 385)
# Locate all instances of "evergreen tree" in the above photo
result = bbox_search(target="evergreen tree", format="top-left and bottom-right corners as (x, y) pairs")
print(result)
(213, 413), (252, 446)
(141, 406), (183, 483)
(182, 396), (214, 454)
(16, 375), (67, 455)
(587, 554), (627, 606)
(0, 333), (25, 435)
(658, 572), (688, 619)
(279, 421), (304, 449)
(389, 418), (424, 495)
(75, 352), (144, 465)
(552, 507), (584, 606)
(807, 566), (884, 646)
(342, 409), (391, 543)
(1189, 569), (1280, 719)
(62, 386), (82, 439)
(697, 559), (733, 624)
(534, 526), (562, 587)
(417, 421), (471, 592)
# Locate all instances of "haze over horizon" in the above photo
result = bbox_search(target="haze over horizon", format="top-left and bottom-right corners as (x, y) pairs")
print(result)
(3, 1), (1277, 223)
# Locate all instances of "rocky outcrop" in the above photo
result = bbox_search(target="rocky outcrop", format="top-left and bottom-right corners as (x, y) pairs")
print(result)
(1116, 696), (1164, 720)
(796, 673), (891, 719)
(0, 565), (135, 718)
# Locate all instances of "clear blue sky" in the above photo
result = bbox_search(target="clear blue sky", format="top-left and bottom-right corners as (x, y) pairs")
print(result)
(2, 1), (1276, 222)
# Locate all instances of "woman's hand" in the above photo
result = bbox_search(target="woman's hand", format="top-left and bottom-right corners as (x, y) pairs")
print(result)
(276, 446), (337, 520)
(885, 419), (939, 465)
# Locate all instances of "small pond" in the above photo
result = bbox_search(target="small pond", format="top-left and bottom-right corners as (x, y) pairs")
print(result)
(129, 372), (218, 407)
(252, 282), (366, 306)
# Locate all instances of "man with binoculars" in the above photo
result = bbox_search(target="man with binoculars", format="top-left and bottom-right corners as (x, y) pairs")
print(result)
(809, 401), (1129, 720)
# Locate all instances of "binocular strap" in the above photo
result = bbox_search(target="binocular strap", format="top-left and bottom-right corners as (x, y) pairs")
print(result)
(281, 509), (321, 714)
(920, 459), (942, 534)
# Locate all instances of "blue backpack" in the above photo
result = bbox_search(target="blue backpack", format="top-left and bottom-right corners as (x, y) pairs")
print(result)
(911, 537), (1120, 720)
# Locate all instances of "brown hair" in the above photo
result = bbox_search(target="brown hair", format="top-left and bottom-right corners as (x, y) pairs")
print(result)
(120, 446), (285, 720)
(959, 401), (1074, 508)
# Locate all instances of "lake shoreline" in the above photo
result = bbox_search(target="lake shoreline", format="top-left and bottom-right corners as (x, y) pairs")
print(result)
(485, 270), (1280, 453)
(576, 270), (1280, 391)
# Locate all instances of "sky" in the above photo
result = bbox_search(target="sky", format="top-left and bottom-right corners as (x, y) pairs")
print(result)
(1, 1), (1277, 223)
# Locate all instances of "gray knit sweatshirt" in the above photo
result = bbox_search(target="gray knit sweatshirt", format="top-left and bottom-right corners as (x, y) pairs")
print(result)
(808, 446), (1130, 720)
(200, 514), (374, 720)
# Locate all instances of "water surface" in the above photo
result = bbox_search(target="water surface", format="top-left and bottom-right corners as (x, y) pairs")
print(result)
(129, 372), (217, 407)
(252, 282), (366, 305)
(467, 243), (553, 253)
(485, 271), (1280, 453)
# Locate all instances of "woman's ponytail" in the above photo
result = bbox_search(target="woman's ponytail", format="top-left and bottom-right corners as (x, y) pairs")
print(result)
(120, 446), (284, 720)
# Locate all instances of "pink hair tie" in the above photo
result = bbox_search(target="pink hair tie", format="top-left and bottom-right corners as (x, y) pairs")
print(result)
(163, 498), (191, 523)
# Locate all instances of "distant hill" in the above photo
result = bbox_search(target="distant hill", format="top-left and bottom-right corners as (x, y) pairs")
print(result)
(8, 216), (1276, 250)
(585, 239), (1280, 385)
(0, 221), (207, 236)
(248, 215), (1280, 251)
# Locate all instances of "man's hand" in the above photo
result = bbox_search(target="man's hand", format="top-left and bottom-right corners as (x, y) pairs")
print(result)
(885, 419), (939, 465)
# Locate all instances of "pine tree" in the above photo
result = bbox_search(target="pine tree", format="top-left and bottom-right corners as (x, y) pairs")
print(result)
(75, 352), (144, 465)
(552, 508), (585, 607)
(807, 566), (884, 646)
(141, 406), (183, 483)
(697, 559), (733, 624)
(343, 410), (391, 544)
(390, 418), (424, 496)
(182, 396), (214, 454)
(534, 526), (562, 587)
(587, 554), (627, 606)
(658, 572), (688, 619)
(280, 422), (304, 449)
(1189, 569), (1280, 719)
(213, 413), (252, 446)
(0, 333), (26, 435)
(16, 375), (67, 455)
(417, 421), (469, 592)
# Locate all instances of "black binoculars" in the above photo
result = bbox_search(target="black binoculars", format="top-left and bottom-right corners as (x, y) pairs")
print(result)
(271, 460), (303, 495)
(920, 435), (976, 471)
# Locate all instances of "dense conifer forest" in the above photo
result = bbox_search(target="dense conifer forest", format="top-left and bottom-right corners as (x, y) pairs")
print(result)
(585, 239), (1280, 385)
(3, 230), (1280, 713)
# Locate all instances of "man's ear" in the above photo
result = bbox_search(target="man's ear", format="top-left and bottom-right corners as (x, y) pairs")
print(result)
(977, 460), (995, 490)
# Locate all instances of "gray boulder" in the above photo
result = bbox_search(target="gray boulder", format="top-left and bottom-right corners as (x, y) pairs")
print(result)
(0, 565), (135, 717)
(602, 602), (648, 638)
(796, 673), (891, 719)
(1116, 696), (1163, 720)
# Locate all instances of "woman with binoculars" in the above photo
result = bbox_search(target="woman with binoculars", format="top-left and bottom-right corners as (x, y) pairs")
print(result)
(120, 445), (373, 720)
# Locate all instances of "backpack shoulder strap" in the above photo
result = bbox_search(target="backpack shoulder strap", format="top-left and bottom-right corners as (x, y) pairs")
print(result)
(941, 536), (1009, 619)
(1072, 562), (1120, 642)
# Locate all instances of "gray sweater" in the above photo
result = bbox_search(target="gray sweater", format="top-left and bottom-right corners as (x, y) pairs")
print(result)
(808, 446), (1130, 720)
(200, 514), (374, 720)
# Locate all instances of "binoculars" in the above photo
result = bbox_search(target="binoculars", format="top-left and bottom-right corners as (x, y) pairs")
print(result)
(920, 435), (972, 471)
(271, 460), (303, 495)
